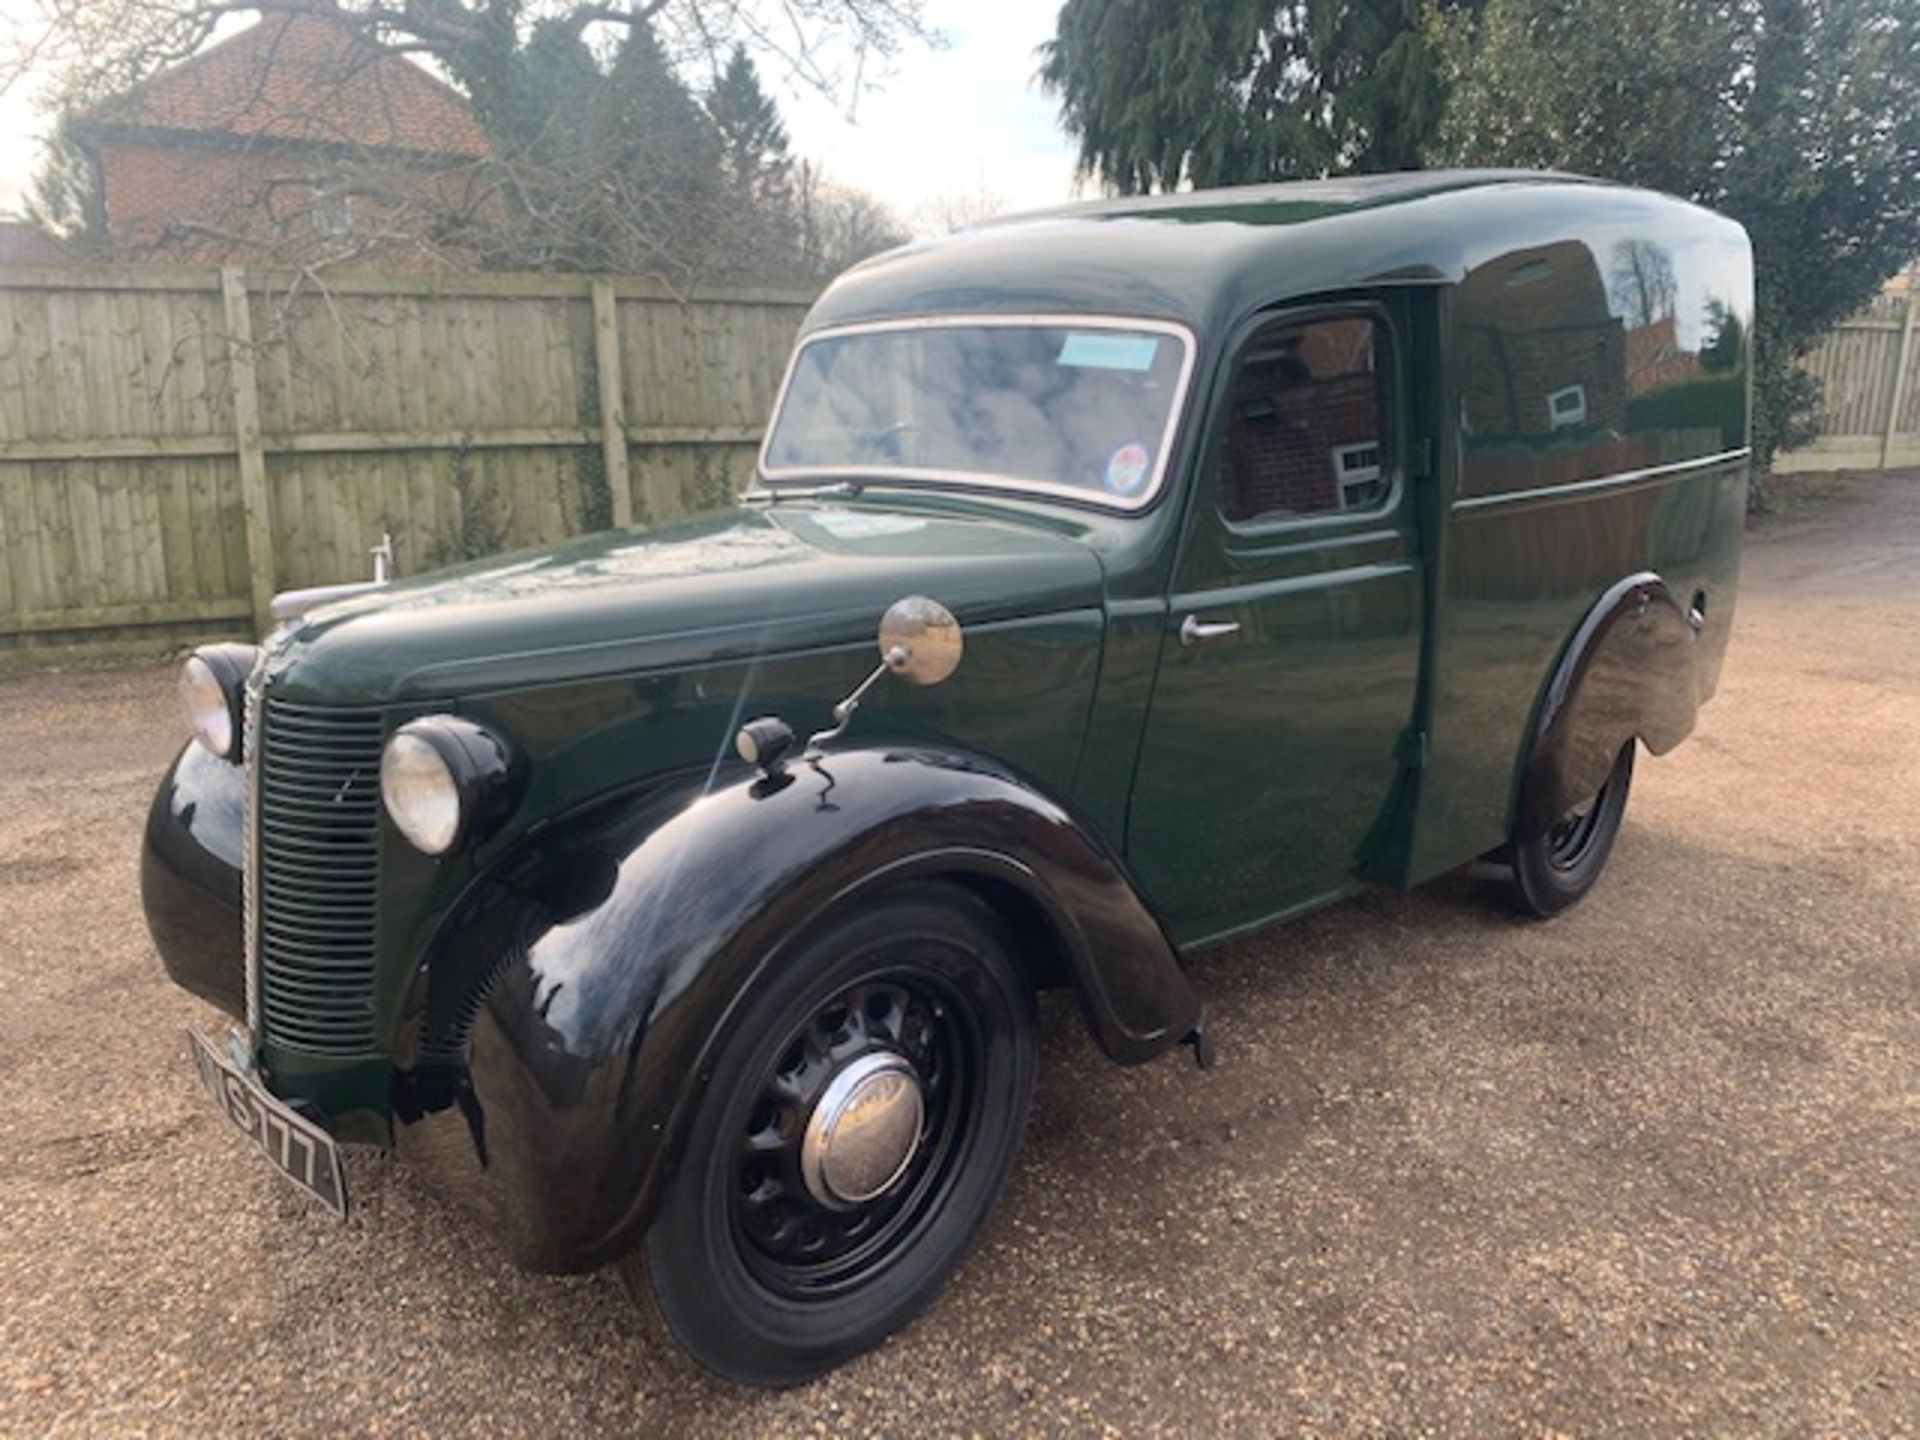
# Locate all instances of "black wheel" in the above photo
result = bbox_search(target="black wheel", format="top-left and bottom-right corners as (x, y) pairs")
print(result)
(633, 883), (1037, 1387)
(1499, 740), (1636, 917)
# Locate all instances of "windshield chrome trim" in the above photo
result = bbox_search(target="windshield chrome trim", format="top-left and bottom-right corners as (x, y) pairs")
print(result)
(754, 312), (1200, 514)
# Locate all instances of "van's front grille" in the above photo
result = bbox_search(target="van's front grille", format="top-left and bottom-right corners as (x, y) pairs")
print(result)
(255, 700), (385, 1055)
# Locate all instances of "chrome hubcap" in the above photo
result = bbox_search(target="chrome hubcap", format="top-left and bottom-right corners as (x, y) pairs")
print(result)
(731, 974), (969, 1296)
(800, 1051), (925, 1209)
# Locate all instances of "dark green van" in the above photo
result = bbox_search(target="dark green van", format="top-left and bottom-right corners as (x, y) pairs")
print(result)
(143, 170), (1752, 1385)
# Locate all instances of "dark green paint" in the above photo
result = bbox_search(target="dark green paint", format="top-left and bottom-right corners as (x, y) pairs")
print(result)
(270, 505), (1104, 704)
(242, 171), (1749, 1115)
(1126, 291), (1428, 942)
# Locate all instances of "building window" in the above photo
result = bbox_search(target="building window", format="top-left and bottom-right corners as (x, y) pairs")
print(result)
(313, 188), (355, 239)
(1331, 441), (1385, 509)
(1547, 383), (1588, 430)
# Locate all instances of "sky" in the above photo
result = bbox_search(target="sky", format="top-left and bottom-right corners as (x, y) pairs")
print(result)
(0, 0), (1088, 227)
(778, 0), (1089, 228)
(0, 0), (47, 213)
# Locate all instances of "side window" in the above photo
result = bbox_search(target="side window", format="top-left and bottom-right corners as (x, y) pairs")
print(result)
(1217, 314), (1389, 525)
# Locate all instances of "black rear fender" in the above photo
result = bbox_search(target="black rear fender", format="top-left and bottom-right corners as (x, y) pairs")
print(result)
(1517, 571), (1703, 839)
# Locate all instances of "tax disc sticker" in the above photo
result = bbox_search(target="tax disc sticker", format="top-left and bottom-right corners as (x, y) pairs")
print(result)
(1103, 442), (1152, 497)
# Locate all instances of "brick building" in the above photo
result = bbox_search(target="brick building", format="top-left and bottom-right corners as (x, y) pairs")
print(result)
(69, 13), (490, 267)
(1456, 240), (1628, 441)
(1623, 314), (1702, 397)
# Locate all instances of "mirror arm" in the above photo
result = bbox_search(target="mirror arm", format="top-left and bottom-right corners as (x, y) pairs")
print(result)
(806, 645), (908, 752)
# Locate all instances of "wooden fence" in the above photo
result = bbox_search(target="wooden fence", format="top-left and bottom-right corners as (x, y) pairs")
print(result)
(0, 263), (814, 660)
(1775, 288), (1920, 473)
(2, 259), (1912, 660)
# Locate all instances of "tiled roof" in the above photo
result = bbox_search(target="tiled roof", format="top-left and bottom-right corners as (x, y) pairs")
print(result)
(82, 13), (488, 158)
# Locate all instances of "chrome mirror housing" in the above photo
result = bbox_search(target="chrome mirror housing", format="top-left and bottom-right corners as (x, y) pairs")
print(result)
(877, 595), (963, 686)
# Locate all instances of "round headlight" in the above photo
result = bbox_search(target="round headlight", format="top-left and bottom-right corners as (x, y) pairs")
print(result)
(379, 717), (519, 857)
(178, 644), (256, 760)
(381, 731), (463, 855)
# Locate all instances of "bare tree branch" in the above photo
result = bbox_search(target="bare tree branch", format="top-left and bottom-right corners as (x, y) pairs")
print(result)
(16, 0), (919, 285)
(4, 0), (938, 108)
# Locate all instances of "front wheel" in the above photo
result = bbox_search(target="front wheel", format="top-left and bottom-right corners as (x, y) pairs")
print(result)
(1498, 740), (1636, 918)
(632, 883), (1037, 1387)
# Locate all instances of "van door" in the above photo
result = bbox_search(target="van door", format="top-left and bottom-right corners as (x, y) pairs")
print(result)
(1127, 298), (1426, 945)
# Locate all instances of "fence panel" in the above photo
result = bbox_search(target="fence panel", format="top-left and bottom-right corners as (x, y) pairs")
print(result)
(616, 294), (807, 527)
(0, 264), (816, 658)
(1777, 292), (1920, 473)
(1801, 322), (1901, 436)
(0, 271), (249, 637)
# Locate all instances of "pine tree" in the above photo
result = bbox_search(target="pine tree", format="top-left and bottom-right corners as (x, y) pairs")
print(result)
(24, 118), (109, 253)
(444, 15), (727, 274)
(468, 18), (603, 168)
(590, 20), (726, 270)
(597, 19), (724, 199)
(1039, 0), (1475, 194)
(708, 46), (792, 206)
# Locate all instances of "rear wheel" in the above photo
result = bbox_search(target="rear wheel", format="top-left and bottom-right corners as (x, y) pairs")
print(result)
(633, 883), (1037, 1387)
(1499, 741), (1636, 917)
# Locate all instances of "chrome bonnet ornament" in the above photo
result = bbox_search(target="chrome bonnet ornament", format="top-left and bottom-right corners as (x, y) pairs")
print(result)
(269, 532), (395, 625)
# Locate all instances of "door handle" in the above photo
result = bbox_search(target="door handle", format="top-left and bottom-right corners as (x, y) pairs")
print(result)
(1179, 614), (1242, 647)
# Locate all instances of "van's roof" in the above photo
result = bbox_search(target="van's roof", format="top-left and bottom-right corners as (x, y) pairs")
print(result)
(805, 170), (1736, 340)
(1016, 168), (1584, 227)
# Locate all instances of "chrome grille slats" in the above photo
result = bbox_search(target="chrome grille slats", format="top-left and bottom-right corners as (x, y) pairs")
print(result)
(256, 698), (384, 1056)
(241, 669), (263, 1034)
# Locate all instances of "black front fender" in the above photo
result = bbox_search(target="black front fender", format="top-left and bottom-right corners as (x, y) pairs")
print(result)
(141, 742), (247, 1021)
(392, 744), (1199, 1273)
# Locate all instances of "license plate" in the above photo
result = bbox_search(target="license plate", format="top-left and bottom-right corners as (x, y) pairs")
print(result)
(187, 1030), (348, 1219)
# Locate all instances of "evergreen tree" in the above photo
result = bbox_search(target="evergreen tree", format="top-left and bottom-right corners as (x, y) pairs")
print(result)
(24, 117), (109, 253)
(708, 46), (792, 206)
(597, 19), (724, 200)
(1039, 0), (1475, 193)
(1436, 0), (1920, 472)
(459, 17), (603, 170)
(1040, 0), (1920, 477)
(443, 15), (727, 274)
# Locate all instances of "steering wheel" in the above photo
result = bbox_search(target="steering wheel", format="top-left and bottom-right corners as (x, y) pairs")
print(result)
(860, 420), (922, 462)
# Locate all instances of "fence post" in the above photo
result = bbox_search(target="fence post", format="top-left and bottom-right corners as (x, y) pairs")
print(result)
(1882, 290), (1918, 471)
(220, 266), (277, 630)
(591, 280), (635, 530)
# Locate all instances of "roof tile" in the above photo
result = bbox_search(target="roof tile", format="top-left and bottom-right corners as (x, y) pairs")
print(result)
(86, 14), (488, 158)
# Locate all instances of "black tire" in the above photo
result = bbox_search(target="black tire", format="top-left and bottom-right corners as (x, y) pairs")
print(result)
(633, 882), (1037, 1387)
(1499, 740), (1636, 918)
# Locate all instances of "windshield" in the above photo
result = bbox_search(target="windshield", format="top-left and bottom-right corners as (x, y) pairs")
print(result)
(759, 317), (1195, 509)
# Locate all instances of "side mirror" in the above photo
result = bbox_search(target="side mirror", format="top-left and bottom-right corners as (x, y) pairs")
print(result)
(877, 595), (963, 687)
(734, 595), (966, 776)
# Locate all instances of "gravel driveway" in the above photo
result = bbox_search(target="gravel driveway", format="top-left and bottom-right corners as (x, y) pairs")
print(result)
(2, 474), (1915, 1437)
